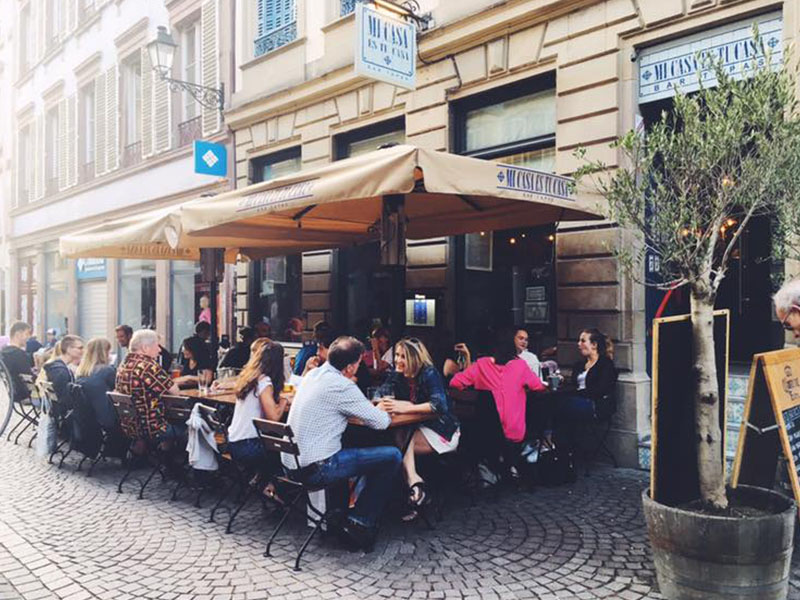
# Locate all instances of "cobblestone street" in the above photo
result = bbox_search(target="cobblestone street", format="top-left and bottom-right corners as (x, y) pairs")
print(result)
(0, 435), (797, 600)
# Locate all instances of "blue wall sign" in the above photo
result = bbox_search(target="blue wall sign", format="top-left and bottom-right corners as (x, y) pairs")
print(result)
(76, 258), (107, 280)
(639, 13), (783, 103)
(355, 2), (416, 90)
(194, 140), (228, 177)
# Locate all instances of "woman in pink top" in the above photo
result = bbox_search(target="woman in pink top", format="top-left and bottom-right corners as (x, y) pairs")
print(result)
(450, 329), (546, 443)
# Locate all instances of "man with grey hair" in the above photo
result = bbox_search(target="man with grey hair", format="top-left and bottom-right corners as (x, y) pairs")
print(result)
(115, 329), (182, 442)
(774, 278), (800, 339)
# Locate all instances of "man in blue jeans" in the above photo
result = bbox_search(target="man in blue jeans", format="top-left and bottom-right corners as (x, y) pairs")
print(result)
(282, 336), (401, 550)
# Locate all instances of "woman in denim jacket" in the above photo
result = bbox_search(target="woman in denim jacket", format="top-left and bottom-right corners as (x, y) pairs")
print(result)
(377, 338), (460, 519)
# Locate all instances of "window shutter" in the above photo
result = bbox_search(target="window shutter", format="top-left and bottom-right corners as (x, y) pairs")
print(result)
(141, 47), (154, 158)
(68, 94), (78, 187)
(34, 115), (45, 200)
(94, 71), (107, 175)
(58, 99), (67, 191)
(201, 0), (220, 136)
(35, 1), (45, 61)
(67, 0), (78, 34)
(105, 66), (119, 171)
(153, 65), (172, 153)
(257, 0), (266, 37)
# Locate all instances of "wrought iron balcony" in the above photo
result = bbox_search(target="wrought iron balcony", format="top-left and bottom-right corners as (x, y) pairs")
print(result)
(341, 0), (357, 16)
(178, 116), (202, 148)
(254, 21), (297, 58)
(121, 141), (143, 169)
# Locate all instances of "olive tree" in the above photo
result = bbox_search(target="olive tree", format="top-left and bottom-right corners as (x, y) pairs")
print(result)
(576, 49), (800, 509)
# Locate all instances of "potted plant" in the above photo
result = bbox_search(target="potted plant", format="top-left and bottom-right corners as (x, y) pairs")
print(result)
(576, 43), (800, 599)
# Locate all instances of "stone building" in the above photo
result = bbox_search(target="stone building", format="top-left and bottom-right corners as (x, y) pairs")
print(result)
(6, 0), (234, 353)
(227, 0), (793, 467)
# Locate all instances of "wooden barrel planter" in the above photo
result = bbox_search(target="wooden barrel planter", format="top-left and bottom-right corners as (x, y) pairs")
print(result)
(642, 485), (796, 600)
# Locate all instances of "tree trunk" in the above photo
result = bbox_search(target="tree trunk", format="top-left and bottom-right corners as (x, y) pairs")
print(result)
(690, 287), (728, 509)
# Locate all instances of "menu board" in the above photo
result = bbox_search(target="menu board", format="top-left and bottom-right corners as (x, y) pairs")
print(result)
(732, 347), (800, 510)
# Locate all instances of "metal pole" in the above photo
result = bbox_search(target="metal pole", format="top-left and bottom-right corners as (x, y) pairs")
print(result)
(381, 194), (407, 341)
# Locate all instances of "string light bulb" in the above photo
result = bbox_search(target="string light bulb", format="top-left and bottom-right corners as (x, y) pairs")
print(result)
(510, 237), (517, 245)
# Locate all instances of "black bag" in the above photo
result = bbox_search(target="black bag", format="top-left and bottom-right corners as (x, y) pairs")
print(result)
(537, 447), (576, 486)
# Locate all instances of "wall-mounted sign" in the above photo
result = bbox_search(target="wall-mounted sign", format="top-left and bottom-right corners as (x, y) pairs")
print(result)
(638, 12), (783, 104)
(405, 297), (435, 327)
(76, 258), (107, 280)
(194, 140), (228, 177)
(355, 2), (416, 90)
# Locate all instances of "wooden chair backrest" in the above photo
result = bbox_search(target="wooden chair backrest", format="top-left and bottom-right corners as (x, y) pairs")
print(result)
(107, 391), (137, 421)
(252, 418), (299, 459)
(161, 394), (193, 423)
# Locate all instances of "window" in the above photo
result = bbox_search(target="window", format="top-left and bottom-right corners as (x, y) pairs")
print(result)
(17, 124), (32, 205)
(250, 147), (301, 184)
(79, 82), (95, 182)
(171, 261), (202, 353)
(45, 0), (62, 50)
(119, 260), (157, 330)
(181, 21), (200, 122)
(45, 106), (59, 195)
(255, 0), (297, 57)
(248, 147), (303, 342)
(334, 117), (405, 160)
(45, 252), (69, 335)
(19, 6), (30, 74)
(122, 54), (142, 146)
(453, 74), (556, 171)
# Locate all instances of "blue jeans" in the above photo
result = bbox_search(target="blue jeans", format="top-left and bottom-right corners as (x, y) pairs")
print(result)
(557, 395), (595, 421)
(156, 422), (187, 442)
(304, 446), (402, 528)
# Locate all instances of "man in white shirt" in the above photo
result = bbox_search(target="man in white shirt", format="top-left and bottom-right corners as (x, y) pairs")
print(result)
(514, 329), (542, 378)
(282, 336), (401, 549)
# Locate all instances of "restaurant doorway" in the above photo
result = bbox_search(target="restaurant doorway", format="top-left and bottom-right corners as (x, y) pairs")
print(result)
(455, 225), (557, 358)
(335, 243), (394, 340)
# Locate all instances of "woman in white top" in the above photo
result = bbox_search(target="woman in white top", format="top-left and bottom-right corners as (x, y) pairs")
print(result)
(227, 339), (287, 476)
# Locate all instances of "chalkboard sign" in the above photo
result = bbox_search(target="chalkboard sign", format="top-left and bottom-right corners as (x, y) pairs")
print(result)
(651, 310), (729, 506)
(732, 347), (800, 509)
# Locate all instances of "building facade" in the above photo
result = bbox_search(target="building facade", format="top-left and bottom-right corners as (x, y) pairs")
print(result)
(0, 0), (15, 335)
(227, 0), (796, 467)
(7, 0), (234, 354)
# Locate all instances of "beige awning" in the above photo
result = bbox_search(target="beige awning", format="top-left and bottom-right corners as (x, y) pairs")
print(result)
(181, 145), (603, 247)
(58, 202), (364, 262)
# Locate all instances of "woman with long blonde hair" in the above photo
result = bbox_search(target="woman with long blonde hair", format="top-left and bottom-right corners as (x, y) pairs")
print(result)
(227, 338), (288, 481)
(75, 338), (117, 430)
(377, 337), (460, 520)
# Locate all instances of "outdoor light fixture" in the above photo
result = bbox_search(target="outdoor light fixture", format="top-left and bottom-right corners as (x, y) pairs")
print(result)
(370, 0), (433, 29)
(146, 25), (224, 113)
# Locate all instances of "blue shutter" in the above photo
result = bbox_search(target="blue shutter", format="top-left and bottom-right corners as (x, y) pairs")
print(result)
(257, 0), (266, 37)
(254, 0), (297, 57)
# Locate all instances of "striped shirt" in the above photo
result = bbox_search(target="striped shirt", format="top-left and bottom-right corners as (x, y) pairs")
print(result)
(281, 361), (391, 469)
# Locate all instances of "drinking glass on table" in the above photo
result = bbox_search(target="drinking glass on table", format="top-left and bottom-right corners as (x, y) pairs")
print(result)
(198, 369), (212, 395)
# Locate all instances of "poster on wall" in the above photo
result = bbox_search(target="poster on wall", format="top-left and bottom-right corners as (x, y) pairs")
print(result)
(524, 301), (549, 324)
(465, 232), (493, 271)
(405, 298), (435, 327)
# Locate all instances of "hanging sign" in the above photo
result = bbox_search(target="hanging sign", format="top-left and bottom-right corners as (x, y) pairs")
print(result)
(638, 12), (783, 103)
(732, 347), (800, 513)
(355, 2), (417, 90)
(194, 140), (228, 177)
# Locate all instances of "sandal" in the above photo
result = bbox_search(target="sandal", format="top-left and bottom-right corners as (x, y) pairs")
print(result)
(401, 507), (419, 522)
(408, 481), (428, 507)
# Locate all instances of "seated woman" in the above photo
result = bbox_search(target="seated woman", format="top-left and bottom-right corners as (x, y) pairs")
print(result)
(174, 336), (214, 388)
(41, 335), (84, 406)
(227, 339), (288, 490)
(362, 327), (393, 383)
(450, 329), (546, 445)
(547, 328), (617, 450)
(75, 338), (117, 431)
(377, 338), (459, 520)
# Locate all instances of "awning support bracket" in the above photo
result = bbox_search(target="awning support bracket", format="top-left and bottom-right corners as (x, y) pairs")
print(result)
(292, 205), (316, 224)
(458, 195), (483, 212)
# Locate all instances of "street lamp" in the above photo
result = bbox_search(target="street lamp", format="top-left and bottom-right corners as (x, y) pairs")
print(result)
(146, 25), (224, 114)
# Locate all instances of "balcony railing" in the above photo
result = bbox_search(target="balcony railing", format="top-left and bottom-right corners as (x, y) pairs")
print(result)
(121, 141), (143, 169)
(79, 161), (94, 185)
(341, 0), (358, 16)
(178, 116), (202, 148)
(254, 21), (297, 58)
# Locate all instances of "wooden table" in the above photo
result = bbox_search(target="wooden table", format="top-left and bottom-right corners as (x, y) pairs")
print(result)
(180, 388), (237, 405)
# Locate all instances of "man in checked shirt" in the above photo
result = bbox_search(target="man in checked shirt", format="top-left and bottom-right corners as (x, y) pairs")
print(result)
(282, 336), (401, 550)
